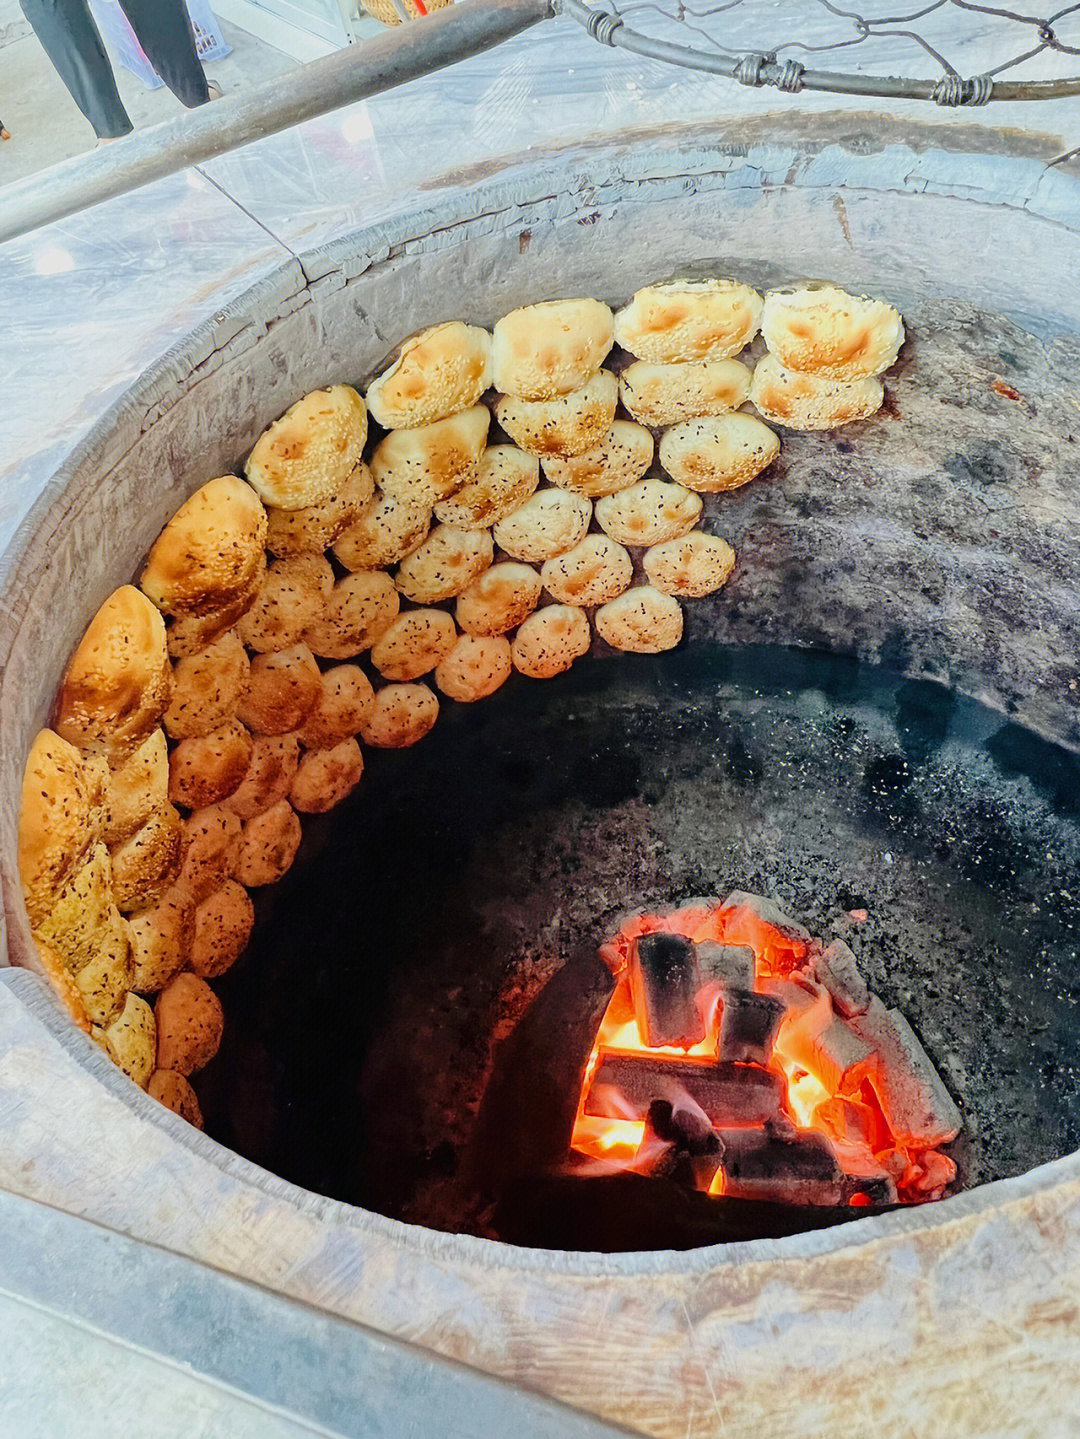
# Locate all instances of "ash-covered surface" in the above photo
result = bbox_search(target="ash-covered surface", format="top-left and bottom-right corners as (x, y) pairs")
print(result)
(199, 644), (1080, 1242)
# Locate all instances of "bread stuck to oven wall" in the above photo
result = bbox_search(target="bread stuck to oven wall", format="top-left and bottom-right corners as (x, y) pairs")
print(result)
(433, 447), (539, 530)
(760, 284), (904, 381)
(540, 536), (633, 609)
(749, 353), (885, 430)
(435, 635), (512, 703)
(141, 477), (268, 618)
(541, 421), (654, 499)
(659, 413), (780, 493)
(18, 270), (905, 1117)
(595, 585), (685, 654)
(334, 490), (432, 572)
(510, 604), (591, 679)
(245, 385), (368, 510)
(54, 586), (172, 762)
(594, 478), (702, 547)
(492, 299), (614, 400)
(455, 563), (542, 638)
(370, 406), (489, 506)
(620, 358), (752, 426)
(614, 279), (763, 363)
(494, 370), (618, 457)
(19, 730), (106, 927)
(366, 322), (492, 430)
(263, 464), (373, 558)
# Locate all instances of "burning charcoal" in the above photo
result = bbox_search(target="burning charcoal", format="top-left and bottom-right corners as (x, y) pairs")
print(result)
(585, 1052), (784, 1128)
(665, 896), (723, 934)
(847, 998), (962, 1146)
(718, 898), (811, 974)
(697, 942), (755, 990)
(815, 1095), (877, 1148)
(629, 931), (705, 1048)
(716, 1126), (844, 1206)
(637, 1099), (723, 1187)
(717, 987), (786, 1066)
(841, 1172), (898, 1206)
(814, 938), (870, 1018)
(721, 892), (809, 933)
(636, 1102), (683, 1180)
(764, 1113), (799, 1141)
(689, 1151), (725, 1191)
(904, 1149), (957, 1200)
(758, 975), (822, 1017)
(720, 892), (811, 950)
(784, 1012), (876, 1095)
(650, 1093), (721, 1156)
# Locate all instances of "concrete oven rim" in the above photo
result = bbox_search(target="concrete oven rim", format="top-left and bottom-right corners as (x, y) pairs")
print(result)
(7, 963), (1079, 1280)
(3, 115), (1079, 1280)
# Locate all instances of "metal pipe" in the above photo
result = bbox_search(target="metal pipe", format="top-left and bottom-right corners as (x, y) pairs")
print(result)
(0, 0), (553, 247)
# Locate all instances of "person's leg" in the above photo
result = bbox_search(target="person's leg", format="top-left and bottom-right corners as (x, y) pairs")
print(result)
(19, 0), (133, 138)
(118, 0), (210, 109)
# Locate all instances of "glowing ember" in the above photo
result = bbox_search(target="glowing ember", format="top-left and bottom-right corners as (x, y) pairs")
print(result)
(570, 894), (961, 1206)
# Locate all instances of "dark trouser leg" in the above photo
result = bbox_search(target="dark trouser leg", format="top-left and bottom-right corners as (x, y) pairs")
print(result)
(118, 0), (210, 108)
(19, 0), (133, 138)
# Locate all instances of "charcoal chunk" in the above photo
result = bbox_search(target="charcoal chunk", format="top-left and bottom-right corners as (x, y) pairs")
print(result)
(759, 975), (822, 1017)
(697, 942), (755, 990)
(717, 987), (786, 1065)
(629, 930), (705, 1048)
(719, 891), (812, 972)
(717, 1127), (844, 1205)
(719, 891), (812, 943)
(586, 1053), (784, 1128)
(648, 1096), (720, 1156)
(841, 1172), (898, 1205)
(636, 1102), (683, 1180)
(847, 998), (962, 1145)
(784, 1012), (876, 1094)
(815, 938), (870, 1017)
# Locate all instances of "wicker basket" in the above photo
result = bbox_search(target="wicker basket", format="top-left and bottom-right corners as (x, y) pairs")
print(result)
(360, 0), (453, 26)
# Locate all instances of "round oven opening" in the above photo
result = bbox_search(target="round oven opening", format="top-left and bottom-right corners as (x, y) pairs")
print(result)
(6, 125), (1080, 1272)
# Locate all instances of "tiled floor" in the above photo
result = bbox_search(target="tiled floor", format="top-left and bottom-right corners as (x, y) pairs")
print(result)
(0, 0), (297, 185)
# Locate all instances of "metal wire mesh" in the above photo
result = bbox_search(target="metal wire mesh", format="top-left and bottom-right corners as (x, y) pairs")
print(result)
(557, 0), (1080, 102)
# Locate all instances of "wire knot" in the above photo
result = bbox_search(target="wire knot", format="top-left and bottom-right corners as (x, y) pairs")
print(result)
(736, 53), (767, 87)
(776, 59), (805, 93)
(586, 8), (624, 44)
(931, 73), (964, 106)
(968, 72), (993, 105)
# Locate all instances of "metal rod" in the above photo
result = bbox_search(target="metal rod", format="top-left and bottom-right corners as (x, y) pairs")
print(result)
(0, 0), (553, 248)
(556, 0), (1080, 102)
